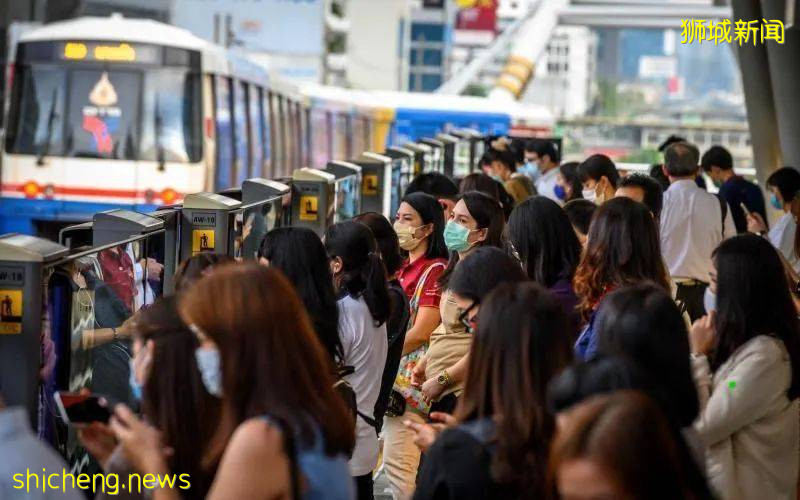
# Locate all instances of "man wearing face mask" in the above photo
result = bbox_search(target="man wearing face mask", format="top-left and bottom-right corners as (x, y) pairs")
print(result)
(701, 145), (766, 234)
(660, 141), (735, 322)
(577, 154), (620, 206)
(530, 140), (563, 205)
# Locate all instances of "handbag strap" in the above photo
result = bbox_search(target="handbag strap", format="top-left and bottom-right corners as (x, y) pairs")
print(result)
(408, 262), (446, 327)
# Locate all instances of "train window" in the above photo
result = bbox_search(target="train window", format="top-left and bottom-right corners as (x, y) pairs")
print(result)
(262, 92), (273, 177)
(140, 68), (202, 163)
(66, 69), (140, 160)
(285, 99), (295, 173)
(351, 116), (363, 157)
(232, 80), (250, 186)
(214, 76), (234, 189)
(6, 66), (66, 155)
(332, 112), (347, 160)
(310, 108), (329, 169)
(248, 85), (263, 178)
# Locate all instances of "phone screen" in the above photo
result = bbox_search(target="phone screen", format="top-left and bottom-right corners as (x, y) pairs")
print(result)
(55, 392), (111, 424)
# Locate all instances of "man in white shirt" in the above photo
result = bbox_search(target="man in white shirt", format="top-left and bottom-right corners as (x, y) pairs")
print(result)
(660, 141), (735, 321)
(530, 141), (563, 205)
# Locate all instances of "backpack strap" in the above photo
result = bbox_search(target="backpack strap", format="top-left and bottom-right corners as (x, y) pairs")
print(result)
(714, 193), (728, 238)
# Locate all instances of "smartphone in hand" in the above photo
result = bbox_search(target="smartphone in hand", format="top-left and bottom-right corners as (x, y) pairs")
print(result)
(740, 202), (752, 217)
(54, 391), (111, 426)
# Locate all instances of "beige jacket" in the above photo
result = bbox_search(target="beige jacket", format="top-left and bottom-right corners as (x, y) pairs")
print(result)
(693, 335), (799, 500)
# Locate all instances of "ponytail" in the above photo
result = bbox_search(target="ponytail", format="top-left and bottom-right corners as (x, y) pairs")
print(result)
(325, 221), (391, 327)
(361, 252), (391, 326)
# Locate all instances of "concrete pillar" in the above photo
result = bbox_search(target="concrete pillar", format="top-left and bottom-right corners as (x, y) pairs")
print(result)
(730, 0), (783, 188)
(761, 0), (800, 169)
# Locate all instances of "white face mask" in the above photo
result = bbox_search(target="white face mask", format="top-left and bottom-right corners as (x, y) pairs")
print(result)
(582, 187), (597, 203)
(703, 287), (716, 314)
(195, 347), (222, 397)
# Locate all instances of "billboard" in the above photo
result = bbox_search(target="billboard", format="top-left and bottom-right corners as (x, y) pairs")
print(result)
(455, 0), (497, 33)
(172, 0), (325, 55)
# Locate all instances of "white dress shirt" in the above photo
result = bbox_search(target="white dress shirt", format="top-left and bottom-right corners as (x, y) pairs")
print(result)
(660, 179), (736, 282)
(535, 166), (562, 205)
(769, 212), (800, 273)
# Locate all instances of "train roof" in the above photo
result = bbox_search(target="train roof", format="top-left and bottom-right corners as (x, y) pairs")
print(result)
(20, 15), (208, 51)
(17, 15), (277, 86)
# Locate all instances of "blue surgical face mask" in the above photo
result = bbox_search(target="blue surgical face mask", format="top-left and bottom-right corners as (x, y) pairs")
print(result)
(703, 287), (716, 314)
(520, 161), (541, 181)
(444, 220), (474, 253)
(771, 193), (782, 210)
(554, 184), (567, 201)
(195, 347), (222, 397)
(129, 357), (142, 401)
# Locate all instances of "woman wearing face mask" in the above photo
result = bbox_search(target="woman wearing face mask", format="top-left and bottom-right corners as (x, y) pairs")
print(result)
(555, 161), (583, 203)
(746, 167), (800, 273)
(108, 264), (356, 500)
(79, 296), (220, 500)
(325, 220), (391, 499)
(384, 192), (448, 500)
(690, 235), (800, 500)
(413, 191), (506, 415)
(577, 154), (620, 205)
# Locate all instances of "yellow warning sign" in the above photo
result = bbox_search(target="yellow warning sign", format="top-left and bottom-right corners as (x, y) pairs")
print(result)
(300, 195), (319, 221)
(192, 229), (215, 255)
(362, 174), (378, 196)
(0, 289), (23, 334)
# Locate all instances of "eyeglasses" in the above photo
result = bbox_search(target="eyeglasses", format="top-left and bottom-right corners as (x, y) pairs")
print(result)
(458, 301), (479, 332)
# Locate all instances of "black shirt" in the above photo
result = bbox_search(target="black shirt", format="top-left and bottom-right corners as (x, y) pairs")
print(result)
(717, 175), (767, 234)
(414, 420), (518, 500)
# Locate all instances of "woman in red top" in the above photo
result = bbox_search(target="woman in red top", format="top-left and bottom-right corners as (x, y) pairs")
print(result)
(383, 192), (448, 499)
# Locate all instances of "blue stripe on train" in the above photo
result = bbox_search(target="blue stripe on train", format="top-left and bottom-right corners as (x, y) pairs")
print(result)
(0, 198), (159, 235)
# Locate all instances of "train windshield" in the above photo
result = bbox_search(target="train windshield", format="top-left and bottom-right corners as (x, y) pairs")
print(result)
(5, 41), (202, 163)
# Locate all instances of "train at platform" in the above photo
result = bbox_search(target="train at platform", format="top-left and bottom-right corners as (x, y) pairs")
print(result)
(0, 15), (554, 236)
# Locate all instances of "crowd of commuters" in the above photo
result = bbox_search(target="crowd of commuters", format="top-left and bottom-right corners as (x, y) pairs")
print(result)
(7, 136), (800, 500)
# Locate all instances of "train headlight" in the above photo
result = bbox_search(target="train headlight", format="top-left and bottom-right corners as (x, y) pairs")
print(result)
(160, 188), (178, 204)
(22, 181), (41, 199)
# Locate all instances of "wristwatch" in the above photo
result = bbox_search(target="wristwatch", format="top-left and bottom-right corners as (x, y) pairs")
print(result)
(436, 370), (452, 387)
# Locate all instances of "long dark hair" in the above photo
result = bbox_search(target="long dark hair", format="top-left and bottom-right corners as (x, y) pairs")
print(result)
(508, 196), (581, 287)
(558, 161), (583, 202)
(457, 282), (573, 497)
(259, 227), (342, 363)
(573, 197), (670, 318)
(180, 264), (355, 465)
(594, 284), (699, 428)
(325, 220), (391, 326)
(712, 235), (800, 399)
(440, 191), (506, 286)
(354, 212), (403, 277)
(401, 192), (448, 260)
(137, 296), (220, 499)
